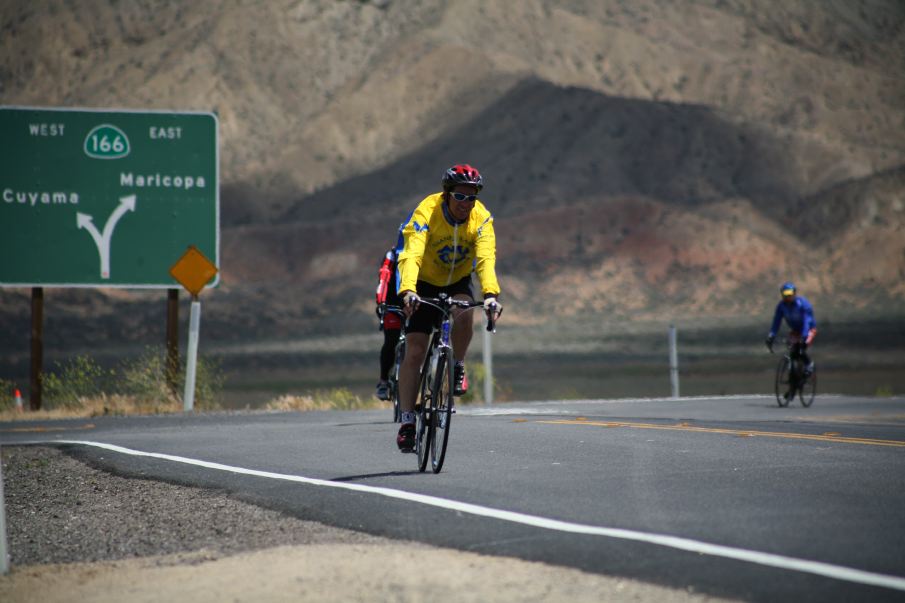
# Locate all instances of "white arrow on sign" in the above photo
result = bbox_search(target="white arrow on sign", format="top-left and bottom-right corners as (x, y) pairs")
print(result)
(76, 194), (137, 279)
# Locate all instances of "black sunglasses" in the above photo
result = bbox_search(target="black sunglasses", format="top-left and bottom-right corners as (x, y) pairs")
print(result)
(450, 192), (477, 202)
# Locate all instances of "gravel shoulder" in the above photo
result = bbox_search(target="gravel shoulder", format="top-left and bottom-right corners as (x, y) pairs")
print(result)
(0, 446), (736, 602)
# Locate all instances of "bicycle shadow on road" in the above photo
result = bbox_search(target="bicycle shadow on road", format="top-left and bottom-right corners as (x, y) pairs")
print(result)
(331, 470), (423, 482)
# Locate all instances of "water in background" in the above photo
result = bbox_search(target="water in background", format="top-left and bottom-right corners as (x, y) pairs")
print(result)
(214, 317), (905, 408)
(3, 317), (903, 409)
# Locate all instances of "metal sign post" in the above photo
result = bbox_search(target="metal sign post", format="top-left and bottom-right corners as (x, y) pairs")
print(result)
(30, 287), (43, 410)
(166, 288), (180, 394)
(170, 246), (218, 412)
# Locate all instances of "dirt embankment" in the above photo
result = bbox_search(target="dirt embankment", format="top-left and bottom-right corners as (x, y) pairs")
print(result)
(0, 446), (736, 602)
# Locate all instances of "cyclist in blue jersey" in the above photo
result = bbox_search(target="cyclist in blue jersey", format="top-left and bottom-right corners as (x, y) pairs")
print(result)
(765, 282), (816, 375)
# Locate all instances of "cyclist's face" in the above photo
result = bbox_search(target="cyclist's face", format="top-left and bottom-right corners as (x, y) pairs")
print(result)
(782, 294), (795, 305)
(447, 185), (478, 221)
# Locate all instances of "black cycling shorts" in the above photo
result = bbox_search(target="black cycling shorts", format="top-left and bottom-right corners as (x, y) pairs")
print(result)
(406, 276), (474, 334)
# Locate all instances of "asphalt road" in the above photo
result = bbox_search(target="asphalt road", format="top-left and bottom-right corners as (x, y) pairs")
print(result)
(4, 394), (905, 602)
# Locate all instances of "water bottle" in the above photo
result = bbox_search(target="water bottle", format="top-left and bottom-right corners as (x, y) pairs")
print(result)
(375, 251), (393, 304)
(429, 347), (440, 383)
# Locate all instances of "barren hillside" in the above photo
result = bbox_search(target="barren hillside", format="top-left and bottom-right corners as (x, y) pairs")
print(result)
(1, 0), (904, 350)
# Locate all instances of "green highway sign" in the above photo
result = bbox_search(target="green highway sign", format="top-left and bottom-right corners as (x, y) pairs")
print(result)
(0, 106), (219, 288)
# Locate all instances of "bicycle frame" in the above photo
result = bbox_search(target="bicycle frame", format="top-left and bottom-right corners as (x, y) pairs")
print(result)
(771, 339), (815, 408)
(786, 341), (809, 384)
(411, 293), (490, 473)
(418, 294), (492, 398)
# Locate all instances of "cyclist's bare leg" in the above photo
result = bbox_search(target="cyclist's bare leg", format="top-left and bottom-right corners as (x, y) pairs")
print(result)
(451, 293), (474, 362)
(399, 332), (429, 414)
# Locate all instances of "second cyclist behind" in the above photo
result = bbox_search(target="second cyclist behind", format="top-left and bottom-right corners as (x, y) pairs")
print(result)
(374, 244), (403, 401)
(765, 281), (817, 376)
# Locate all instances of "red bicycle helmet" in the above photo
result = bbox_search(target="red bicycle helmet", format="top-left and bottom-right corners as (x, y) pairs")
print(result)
(442, 164), (483, 191)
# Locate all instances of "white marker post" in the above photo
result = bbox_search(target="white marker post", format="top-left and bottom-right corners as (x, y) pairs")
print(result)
(483, 318), (493, 405)
(669, 324), (680, 399)
(169, 246), (218, 413)
(183, 299), (201, 412)
(0, 446), (9, 575)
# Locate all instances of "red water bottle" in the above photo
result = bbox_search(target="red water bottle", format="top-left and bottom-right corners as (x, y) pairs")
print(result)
(376, 252), (393, 305)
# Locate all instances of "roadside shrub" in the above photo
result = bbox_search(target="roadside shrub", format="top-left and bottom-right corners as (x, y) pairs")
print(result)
(5, 349), (225, 417)
(117, 346), (224, 411)
(42, 355), (113, 410)
(117, 347), (176, 408)
(459, 362), (511, 404)
(0, 378), (19, 412)
(185, 354), (225, 410)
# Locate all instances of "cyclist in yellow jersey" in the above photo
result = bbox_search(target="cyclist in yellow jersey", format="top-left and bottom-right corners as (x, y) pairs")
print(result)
(395, 164), (503, 451)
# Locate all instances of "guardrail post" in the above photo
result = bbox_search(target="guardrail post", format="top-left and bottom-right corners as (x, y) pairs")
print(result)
(669, 324), (680, 399)
(483, 318), (493, 405)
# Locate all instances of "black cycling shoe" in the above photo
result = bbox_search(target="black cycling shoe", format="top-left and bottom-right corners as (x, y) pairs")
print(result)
(396, 423), (415, 452)
(454, 363), (468, 397)
(375, 381), (390, 401)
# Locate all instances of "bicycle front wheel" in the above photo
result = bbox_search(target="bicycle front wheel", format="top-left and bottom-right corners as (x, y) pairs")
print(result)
(775, 356), (792, 407)
(430, 351), (454, 473)
(799, 363), (816, 407)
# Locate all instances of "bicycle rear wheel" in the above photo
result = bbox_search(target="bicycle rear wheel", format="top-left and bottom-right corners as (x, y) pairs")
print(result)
(799, 363), (816, 407)
(775, 356), (792, 407)
(430, 350), (454, 474)
(390, 339), (405, 423)
(415, 357), (433, 472)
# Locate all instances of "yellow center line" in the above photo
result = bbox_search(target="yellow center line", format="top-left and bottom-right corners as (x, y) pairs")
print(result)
(537, 420), (905, 448)
(1, 423), (96, 433)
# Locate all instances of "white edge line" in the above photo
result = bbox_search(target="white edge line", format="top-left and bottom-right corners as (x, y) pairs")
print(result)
(37, 439), (905, 593)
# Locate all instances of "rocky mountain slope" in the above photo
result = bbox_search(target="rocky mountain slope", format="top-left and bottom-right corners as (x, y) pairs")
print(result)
(1, 0), (904, 349)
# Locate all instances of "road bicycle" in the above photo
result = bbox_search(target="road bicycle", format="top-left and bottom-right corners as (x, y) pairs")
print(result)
(381, 305), (406, 423)
(770, 339), (816, 408)
(412, 294), (497, 473)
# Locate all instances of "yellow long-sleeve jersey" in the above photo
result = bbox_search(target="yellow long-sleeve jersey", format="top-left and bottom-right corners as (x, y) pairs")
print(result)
(397, 192), (500, 298)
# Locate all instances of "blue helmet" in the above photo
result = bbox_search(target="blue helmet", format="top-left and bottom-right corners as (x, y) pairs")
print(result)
(780, 281), (796, 297)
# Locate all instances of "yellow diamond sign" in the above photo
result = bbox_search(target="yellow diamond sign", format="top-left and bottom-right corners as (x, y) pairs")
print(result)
(170, 246), (218, 297)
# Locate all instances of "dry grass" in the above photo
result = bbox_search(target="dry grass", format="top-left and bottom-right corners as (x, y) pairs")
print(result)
(264, 388), (386, 412)
(0, 393), (187, 421)
(0, 388), (389, 422)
